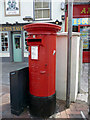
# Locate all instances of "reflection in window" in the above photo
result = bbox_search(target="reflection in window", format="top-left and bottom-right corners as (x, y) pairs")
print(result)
(1, 33), (9, 51)
(15, 37), (20, 49)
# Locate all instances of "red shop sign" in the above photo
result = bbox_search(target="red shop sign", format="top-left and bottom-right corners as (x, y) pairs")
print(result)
(73, 5), (90, 18)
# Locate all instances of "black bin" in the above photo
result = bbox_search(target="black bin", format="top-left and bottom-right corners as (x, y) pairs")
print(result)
(10, 67), (29, 116)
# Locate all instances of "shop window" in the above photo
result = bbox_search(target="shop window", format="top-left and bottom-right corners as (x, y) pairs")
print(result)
(80, 26), (90, 51)
(24, 32), (28, 52)
(34, 0), (51, 20)
(0, 32), (9, 52)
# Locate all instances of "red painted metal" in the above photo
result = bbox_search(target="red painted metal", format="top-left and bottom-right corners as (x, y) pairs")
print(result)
(83, 51), (90, 63)
(24, 23), (61, 97)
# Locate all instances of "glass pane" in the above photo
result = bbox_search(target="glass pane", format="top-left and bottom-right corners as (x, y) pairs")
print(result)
(5, 38), (7, 42)
(1, 34), (4, 39)
(43, 2), (49, 8)
(43, 9), (50, 18)
(35, 2), (42, 8)
(35, 10), (42, 18)
(1, 33), (8, 51)
(35, 10), (38, 19)
(2, 47), (4, 51)
(73, 26), (78, 32)
(15, 38), (20, 49)
(80, 27), (89, 50)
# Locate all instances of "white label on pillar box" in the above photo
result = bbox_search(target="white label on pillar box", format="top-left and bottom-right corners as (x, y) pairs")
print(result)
(31, 46), (38, 60)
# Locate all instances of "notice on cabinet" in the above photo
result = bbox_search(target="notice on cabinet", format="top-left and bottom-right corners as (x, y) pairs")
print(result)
(31, 46), (38, 60)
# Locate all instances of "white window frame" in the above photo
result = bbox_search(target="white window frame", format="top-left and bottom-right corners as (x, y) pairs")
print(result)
(0, 31), (9, 53)
(34, 0), (51, 20)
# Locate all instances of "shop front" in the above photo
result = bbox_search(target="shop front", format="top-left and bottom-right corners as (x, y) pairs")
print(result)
(0, 24), (29, 62)
(0, 22), (60, 62)
(65, 3), (90, 63)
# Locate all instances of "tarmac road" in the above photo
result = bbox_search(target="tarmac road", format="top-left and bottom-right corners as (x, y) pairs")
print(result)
(0, 62), (28, 85)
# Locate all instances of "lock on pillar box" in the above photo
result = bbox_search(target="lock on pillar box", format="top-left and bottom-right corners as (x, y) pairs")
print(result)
(24, 23), (61, 118)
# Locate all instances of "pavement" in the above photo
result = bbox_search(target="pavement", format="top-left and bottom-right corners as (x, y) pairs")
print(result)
(76, 63), (88, 103)
(0, 62), (90, 119)
(81, 63), (88, 93)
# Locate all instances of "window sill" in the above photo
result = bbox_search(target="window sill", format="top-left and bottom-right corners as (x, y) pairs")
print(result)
(0, 52), (10, 57)
(33, 18), (52, 21)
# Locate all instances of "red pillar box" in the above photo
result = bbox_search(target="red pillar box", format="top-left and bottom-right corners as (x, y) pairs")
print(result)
(24, 23), (61, 118)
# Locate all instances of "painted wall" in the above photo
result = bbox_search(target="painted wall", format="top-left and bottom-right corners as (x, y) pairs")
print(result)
(0, 0), (65, 60)
(56, 32), (80, 102)
(1, 0), (65, 31)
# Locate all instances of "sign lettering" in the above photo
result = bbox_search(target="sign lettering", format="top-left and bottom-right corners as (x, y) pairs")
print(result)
(81, 8), (90, 14)
(72, 18), (90, 26)
(73, 5), (90, 18)
(81, 8), (86, 14)
(0, 26), (24, 31)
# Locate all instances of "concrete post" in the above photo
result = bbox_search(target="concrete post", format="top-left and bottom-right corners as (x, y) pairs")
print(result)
(66, 0), (73, 108)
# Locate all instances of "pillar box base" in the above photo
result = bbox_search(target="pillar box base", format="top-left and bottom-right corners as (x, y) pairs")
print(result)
(29, 93), (56, 118)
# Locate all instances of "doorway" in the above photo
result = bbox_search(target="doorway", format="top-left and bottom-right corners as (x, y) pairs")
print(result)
(13, 34), (22, 62)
